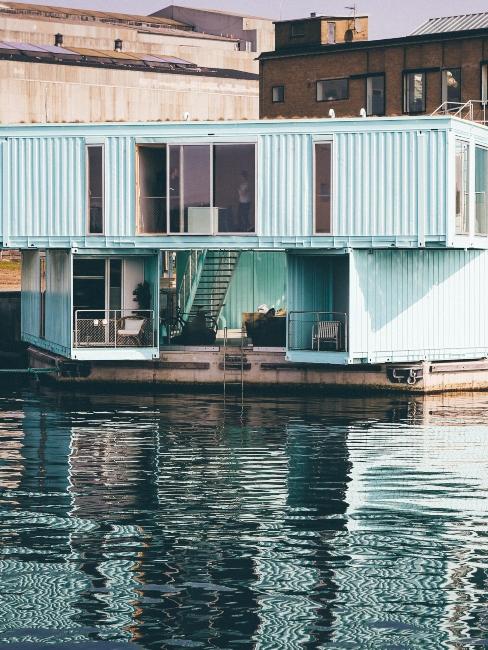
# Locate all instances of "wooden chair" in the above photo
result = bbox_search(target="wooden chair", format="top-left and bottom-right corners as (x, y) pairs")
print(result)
(312, 320), (341, 351)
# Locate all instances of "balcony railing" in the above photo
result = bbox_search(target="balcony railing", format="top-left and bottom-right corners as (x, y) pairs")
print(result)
(432, 100), (488, 125)
(288, 311), (348, 352)
(74, 309), (155, 348)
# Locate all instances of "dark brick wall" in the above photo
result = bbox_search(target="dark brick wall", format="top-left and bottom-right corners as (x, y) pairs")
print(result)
(260, 35), (488, 118)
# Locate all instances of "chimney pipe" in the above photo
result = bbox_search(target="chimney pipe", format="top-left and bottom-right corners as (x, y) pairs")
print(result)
(310, 12), (316, 17)
(114, 38), (122, 52)
(54, 33), (63, 47)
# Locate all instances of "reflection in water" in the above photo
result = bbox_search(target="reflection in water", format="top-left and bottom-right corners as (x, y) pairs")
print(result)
(0, 390), (487, 647)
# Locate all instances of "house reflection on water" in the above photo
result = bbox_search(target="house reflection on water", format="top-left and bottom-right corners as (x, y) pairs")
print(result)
(0, 390), (487, 646)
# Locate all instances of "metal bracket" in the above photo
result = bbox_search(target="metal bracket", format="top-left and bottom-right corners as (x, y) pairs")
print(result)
(387, 366), (424, 385)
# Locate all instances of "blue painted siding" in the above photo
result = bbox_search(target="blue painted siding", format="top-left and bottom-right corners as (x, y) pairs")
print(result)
(21, 250), (40, 341)
(350, 249), (488, 363)
(2, 116), (486, 250)
(45, 250), (71, 355)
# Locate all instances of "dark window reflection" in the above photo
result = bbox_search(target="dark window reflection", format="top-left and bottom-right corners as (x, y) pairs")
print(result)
(214, 144), (255, 233)
(315, 143), (332, 234)
(87, 146), (104, 234)
(138, 146), (167, 233)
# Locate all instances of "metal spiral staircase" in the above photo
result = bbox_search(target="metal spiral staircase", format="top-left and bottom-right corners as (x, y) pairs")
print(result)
(179, 250), (241, 325)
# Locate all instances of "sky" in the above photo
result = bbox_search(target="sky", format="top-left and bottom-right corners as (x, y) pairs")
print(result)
(17, 0), (488, 39)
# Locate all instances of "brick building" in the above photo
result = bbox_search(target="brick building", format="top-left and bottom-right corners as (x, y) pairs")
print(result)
(259, 12), (488, 121)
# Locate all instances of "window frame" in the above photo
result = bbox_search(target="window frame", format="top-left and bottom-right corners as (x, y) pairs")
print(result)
(86, 143), (105, 235)
(316, 78), (349, 103)
(290, 21), (305, 38)
(455, 139), (470, 236)
(272, 85), (285, 104)
(136, 143), (168, 236)
(475, 144), (488, 237)
(441, 67), (462, 105)
(481, 62), (488, 103)
(135, 140), (258, 237)
(313, 139), (334, 236)
(365, 73), (386, 116)
(403, 70), (427, 115)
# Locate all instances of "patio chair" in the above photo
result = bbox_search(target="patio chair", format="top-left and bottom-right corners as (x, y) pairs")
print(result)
(312, 320), (341, 351)
(117, 317), (146, 346)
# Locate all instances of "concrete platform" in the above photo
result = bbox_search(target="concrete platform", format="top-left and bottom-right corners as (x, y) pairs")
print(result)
(25, 345), (488, 394)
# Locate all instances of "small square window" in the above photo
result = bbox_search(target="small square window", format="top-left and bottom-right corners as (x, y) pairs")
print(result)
(317, 78), (348, 102)
(272, 85), (285, 103)
(291, 22), (305, 38)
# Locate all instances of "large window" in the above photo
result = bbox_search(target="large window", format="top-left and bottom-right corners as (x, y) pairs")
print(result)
(404, 71), (426, 114)
(366, 75), (385, 116)
(137, 143), (255, 235)
(442, 68), (461, 105)
(87, 145), (104, 234)
(317, 78), (348, 102)
(138, 145), (167, 233)
(456, 140), (469, 235)
(315, 142), (332, 234)
(214, 144), (255, 233)
(170, 145), (211, 234)
(476, 146), (488, 236)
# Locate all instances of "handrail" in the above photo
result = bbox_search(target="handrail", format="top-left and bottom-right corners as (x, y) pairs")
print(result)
(288, 310), (348, 352)
(74, 309), (155, 349)
(178, 250), (207, 321)
(432, 100), (488, 125)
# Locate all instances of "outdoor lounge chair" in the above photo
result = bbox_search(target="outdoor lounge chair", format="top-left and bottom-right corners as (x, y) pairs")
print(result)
(312, 320), (341, 351)
(117, 317), (146, 346)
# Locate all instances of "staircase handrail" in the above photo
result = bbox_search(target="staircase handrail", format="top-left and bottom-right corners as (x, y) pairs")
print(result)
(178, 250), (207, 322)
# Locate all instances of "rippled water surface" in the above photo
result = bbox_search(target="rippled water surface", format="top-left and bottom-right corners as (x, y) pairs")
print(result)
(0, 388), (488, 648)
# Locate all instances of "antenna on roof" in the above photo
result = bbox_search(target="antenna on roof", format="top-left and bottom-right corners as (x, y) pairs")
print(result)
(345, 3), (362, 32)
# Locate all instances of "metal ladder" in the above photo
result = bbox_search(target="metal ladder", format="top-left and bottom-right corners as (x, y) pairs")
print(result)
(222, 326), (246, 400)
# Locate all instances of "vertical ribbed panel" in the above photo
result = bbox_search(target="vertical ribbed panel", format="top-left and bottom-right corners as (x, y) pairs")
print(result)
(334, 129), (447, 238)
(105, 137), (135, 237)
(350, 249), (488, 362)
(8, 137), (84, 238)
(287, 255), (334, 313)
(220, 251), (287, 328)
(259, 133), (313, 237)
(20, 250), (40, 339)
(1, 123), (453, 243)
(45, 250), (71, 354)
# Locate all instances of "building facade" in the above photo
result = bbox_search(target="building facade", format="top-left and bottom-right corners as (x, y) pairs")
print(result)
(0, 2), (272, 123)
(259, 13), (488, 121)
(1, 116), (488, 373)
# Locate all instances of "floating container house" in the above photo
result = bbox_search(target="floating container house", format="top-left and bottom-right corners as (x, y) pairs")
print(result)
(2, 116), (488, 388)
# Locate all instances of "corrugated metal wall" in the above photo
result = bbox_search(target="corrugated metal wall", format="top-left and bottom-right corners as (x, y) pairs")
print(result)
(258, 133), (313, 237)
(45, 250), (72, 355)
(350, 249), (488, 362)
(6, 137), (85, 239)
(105, 137), (135, 238)
(0, 119), (457, 245)
(334, 129), (448, 238)
(287, 254), (334, 350)
(220, 251), (287, 328)
(20, 250), (40, 340)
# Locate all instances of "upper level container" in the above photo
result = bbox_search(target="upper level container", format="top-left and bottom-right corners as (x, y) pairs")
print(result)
(1, 116), (488, 250)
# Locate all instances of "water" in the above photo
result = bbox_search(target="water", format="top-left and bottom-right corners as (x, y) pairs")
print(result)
(0, 387), (487, 649)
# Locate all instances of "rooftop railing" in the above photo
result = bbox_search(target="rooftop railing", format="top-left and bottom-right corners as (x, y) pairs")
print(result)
(432, 100), (488, 125)
(74, 309), (155, 349)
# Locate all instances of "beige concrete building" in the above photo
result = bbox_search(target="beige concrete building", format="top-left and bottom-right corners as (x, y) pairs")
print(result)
(0, 2), (274, 123)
